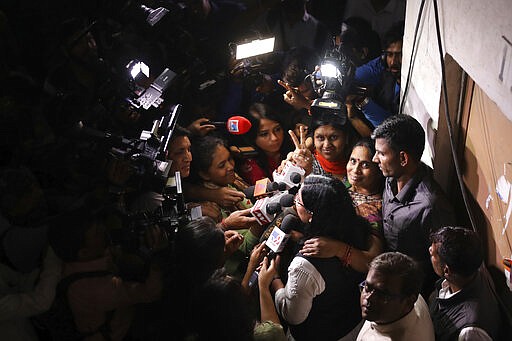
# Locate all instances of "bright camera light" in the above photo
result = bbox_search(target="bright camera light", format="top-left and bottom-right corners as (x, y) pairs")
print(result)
(321, 63), (339, 78)
(130, 61), (150, 79)
(236, 37), (275, 60)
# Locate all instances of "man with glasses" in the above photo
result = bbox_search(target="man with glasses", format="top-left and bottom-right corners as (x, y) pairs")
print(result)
(350, 22), (405, 129)
(357, 252), (435, 341)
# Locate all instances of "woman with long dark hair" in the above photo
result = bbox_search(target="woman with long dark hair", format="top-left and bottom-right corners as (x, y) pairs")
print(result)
(271, 175), (370, 340)
(238, 103), (291, 185)
(301, 138), (385, 273)
(188, 135), (262, 278)
(285, 112), (356, 185)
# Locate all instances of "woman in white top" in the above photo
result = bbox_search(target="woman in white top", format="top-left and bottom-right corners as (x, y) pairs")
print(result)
(270, 175), (371, 341)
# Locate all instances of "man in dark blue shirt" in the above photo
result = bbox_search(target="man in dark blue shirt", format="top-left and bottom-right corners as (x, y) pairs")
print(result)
(353, 22), (404, 128)
(372, 114), (455, 297)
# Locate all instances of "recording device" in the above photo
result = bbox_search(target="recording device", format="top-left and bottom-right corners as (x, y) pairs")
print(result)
(113, 171), (191, 252)
(309, 45), (367, 123)
(272, 161), (305, 189)
(76, 102), (182, 194)
(248, 214), (300, 287)
(140, 5), (169, 26)
(120, 1), (187, 28)
(249, 178), (287, 225)
(229, 36), (279, 89)
(250, 191), (292, 225)
(243, 178), (286, 202)
(126, 60), (177, 110)
(248, 175), (300, 225)
(199, 116), (252, 135)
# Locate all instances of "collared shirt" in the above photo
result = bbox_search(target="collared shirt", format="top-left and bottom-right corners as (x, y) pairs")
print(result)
(357, 295), (435, 341)
(382, 164), (455, 265)
(431, 279), (494, 341)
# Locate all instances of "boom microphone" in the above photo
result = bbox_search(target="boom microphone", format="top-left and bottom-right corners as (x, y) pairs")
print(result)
(200, 115), (252, 135)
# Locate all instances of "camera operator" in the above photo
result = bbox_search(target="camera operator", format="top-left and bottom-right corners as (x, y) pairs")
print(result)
(349, 21), (405, 129)
(337, 17), (382, 67)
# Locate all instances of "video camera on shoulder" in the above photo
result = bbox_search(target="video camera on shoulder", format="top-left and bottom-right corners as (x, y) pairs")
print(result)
(309, 44), (368, 122)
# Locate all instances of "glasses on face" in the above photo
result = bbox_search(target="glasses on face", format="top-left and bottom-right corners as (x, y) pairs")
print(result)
(359, 280), (405, 302)
(294, 197), (314, 215)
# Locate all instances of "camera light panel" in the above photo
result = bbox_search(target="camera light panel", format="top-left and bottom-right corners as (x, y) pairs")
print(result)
(236, 37), (275, 60)
(320, 63), (339, 78)
(130, 61), (150, 79)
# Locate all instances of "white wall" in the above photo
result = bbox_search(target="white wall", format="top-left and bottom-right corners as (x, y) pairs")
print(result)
(402, 0), (512, 160)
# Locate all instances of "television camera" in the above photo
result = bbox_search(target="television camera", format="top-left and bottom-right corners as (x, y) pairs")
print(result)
(309, 44), (368, 123)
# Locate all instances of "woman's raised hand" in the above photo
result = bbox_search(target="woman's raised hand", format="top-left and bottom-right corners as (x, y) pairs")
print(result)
(287, 127), (313, 175)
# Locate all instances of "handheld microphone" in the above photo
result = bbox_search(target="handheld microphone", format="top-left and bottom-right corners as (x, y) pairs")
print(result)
(266, 202), (282, 215)
(251, 188), (292, 223)
(264, 191), (289, 215)
(248, 214), (300, 287)
(279, 194), (295, 208)
(250, 196), (274, 225)
(243, 179), (284, 202)
(200, 115), (252, 135)
(273, 161), (305, 188)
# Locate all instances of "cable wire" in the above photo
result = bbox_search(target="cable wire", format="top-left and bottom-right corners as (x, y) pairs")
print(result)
(433, 0), (512, 330)
(432, 0), (477, 232)
(399, 0), (426, 115)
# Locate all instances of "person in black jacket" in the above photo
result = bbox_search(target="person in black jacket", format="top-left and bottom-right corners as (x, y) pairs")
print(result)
(429, 226), (502, 341)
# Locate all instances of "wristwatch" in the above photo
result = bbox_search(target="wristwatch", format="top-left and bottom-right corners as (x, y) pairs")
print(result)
(355, 97), (370, 110)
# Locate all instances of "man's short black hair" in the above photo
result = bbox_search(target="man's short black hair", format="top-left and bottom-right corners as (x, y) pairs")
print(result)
(430, 226), (483, 277)
(170, 125), (191, 141)
(383, 21), (404, 50)
(371, 114), (425, 161)
(369, 252), (423, 297)
(281, 46), (320, 87)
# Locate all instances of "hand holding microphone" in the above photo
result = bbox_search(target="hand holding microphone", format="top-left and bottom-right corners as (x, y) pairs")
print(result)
(199, 115), (252, 135)
(216, 187), (246, 207)
(248, 214), (300, 287)
(187, 118), (216, 136)
(258, 255), (281, 289)
(222, 208), (257, 230)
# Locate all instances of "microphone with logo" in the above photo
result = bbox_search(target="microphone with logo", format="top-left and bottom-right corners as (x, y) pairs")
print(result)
(272, 161), (305, 189)
(248, 214), (300, 287)
(200, 115), (252, 135)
